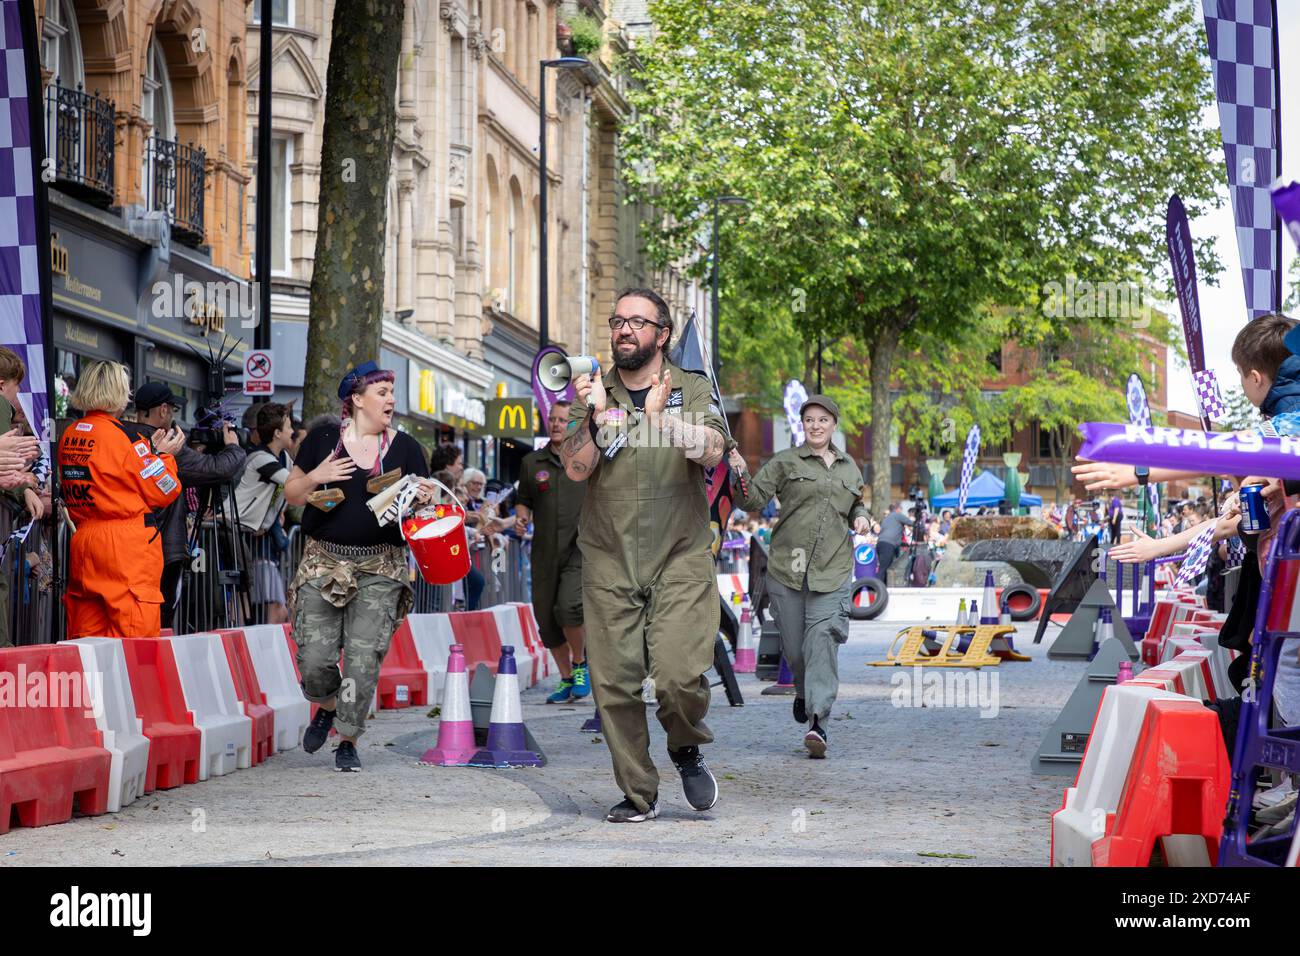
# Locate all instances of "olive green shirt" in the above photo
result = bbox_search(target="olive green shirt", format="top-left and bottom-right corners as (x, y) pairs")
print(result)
(516, 443), (585, 573)
(733, 443), (868, 593)
(566, 360), (727, 590)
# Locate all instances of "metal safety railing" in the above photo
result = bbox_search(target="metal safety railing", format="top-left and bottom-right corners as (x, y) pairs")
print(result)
(1, 501), (56, 647)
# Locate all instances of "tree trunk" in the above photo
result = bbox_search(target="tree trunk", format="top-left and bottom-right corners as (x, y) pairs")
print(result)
(868, 331), (897, 513)
(1052, 427), (1068, 504)
(303, 0), (406, 422)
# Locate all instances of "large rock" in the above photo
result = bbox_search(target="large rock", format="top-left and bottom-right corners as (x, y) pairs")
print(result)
(932, 557), (1021, 588)
(963, 539), (1088, 589)
(946, 515), (1063, 545)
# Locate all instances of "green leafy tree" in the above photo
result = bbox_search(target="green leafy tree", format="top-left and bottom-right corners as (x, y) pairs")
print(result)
(621, 0), (1221, 507)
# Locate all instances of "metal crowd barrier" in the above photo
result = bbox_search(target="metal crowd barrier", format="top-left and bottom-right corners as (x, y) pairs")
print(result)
(1, 501), (56, 646)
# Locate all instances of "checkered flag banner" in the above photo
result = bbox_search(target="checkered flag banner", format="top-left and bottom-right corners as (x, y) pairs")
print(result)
(1175, 523), (1218, 587)
(783, 379), (807, 447)
(0, 2), (52, 453)
(1193, 368), (1228, 423)
(1201, 0), (1282, 320)
(1125, 374), (1160, 518)
(956, 424), (980, 515)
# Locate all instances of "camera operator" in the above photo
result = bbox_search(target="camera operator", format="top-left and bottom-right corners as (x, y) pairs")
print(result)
(129, 382), (246, 628)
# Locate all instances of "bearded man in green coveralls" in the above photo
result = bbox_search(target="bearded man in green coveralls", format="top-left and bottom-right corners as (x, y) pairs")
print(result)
(514, 400), (590, 702)
(560, 288), (728, 824)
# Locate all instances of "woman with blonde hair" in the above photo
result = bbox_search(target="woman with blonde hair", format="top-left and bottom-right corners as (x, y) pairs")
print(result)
(58, 360), (185, 638)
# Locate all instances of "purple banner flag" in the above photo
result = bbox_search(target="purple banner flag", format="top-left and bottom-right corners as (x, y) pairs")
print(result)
(783, 379), (807, 446)
(0, 1), (53, 454)
(1165, 195), (1207, 375)
(957, 424), (980, 515)
(1125, 373), (1160, 516)
(1274, 180), (1300, 250)
(1200, 0), (1282, 320)
(1077, 421), (1300, 480)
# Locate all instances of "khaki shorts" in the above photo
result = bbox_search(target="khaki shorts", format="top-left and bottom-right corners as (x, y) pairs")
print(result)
(533, 545), (583, 648)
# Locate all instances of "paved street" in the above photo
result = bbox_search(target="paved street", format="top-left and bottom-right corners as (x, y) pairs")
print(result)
(0, 621), (1083, 867)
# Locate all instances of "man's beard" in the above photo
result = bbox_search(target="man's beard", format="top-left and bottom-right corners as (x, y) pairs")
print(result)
(612, 337), (658, 371)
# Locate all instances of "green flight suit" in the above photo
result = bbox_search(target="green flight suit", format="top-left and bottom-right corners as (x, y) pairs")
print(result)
(567, 359), (727, 812)
(733, 444), (868, 721)
(516, 443), (585, 648)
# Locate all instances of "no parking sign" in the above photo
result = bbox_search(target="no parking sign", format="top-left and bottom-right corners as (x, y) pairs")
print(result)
(244, 350), (274, 396)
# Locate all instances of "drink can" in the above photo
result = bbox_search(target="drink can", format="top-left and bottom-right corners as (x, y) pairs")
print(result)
(1240, 483), (1270, 533)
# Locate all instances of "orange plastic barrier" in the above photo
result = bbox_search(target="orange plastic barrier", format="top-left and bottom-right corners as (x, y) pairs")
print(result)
(0, 645), (113, 834)
(119, 638), (201, 791)
(217, 631), (276, 766)
(448, 610), (504, 675)
(377, 626), (430, 710)
(1091, 698), (1230, 866)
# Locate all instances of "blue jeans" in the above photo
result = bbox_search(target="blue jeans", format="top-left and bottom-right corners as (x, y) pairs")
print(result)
(466, 565), (485, 610)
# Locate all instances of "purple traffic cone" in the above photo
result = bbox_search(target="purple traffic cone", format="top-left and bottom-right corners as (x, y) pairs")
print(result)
(581, 711), (602, 733)
(761, 655), (796, 696)
(467, 647), (542, 767)
(980, 571), (999, 625)
(422, 644), (477, 765)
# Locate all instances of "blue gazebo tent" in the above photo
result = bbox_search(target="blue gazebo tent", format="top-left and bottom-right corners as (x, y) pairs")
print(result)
(929, 470), (1042, 509)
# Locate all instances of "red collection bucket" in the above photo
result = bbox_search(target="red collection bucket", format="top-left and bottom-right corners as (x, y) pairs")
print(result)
(401, 478), (471, 585)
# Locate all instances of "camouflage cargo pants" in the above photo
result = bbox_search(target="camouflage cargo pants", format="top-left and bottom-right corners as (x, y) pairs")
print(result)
(294, 572), (406, 738)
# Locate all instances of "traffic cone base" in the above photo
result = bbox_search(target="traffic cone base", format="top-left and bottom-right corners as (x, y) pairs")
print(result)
(762, 655), (797, 696)
(422, 643), (478, 766)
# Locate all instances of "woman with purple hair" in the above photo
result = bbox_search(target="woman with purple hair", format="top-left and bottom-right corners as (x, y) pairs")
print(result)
(284, 361), (433, 772)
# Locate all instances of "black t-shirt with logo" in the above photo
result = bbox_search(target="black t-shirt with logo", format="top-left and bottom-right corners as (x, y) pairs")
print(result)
(295, 424), (430, 547)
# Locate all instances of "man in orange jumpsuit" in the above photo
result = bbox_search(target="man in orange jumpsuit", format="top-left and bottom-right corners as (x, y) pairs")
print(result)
(60, 410), (182, 638)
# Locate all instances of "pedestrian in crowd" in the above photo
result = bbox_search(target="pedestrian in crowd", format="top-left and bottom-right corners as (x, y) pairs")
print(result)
(729, 394), (868, 757)
(59, 361), (183, 639)
(128, 382), (246, 629)
(289, 418), (308, 459)
(232, 402), (295, 624)
(283, 361), (435, 773)
(875, 501), (907, 578)
(561, 287), (727, 823)
(430, 442), (464, 482)
(0, 348), (45, 648)
(515, 400), (590, 703)
(457, 467), (489, 610)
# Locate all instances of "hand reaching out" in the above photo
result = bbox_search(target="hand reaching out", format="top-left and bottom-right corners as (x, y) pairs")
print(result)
(152, 427), (186, 457)
(1071, 457), (1136, 491)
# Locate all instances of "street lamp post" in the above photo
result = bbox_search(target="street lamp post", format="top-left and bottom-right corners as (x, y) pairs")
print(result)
(538, 57), (590, 349)
(709, 195), (749, 377)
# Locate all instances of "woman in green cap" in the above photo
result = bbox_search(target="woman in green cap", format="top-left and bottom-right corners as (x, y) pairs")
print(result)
(728, 395), (869, 758)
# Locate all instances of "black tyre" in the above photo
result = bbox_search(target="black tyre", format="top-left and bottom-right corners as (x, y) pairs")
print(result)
(1001, 583), (1042, 621)
(849, 577), (889, 620)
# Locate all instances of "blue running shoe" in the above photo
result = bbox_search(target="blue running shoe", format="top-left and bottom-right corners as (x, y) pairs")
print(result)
(547, 678), (575, 703)
(571, 660), (591, 699)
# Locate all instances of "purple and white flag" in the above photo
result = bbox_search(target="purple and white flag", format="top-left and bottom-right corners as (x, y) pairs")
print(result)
(1273, 179), (1300, 250)
(0, 1), (52, 455)
(1200, 0), (1282, 320)
(783, 379), (807, 446)
(957, 424), (980, 514)
(1125, 374), (1160, 516)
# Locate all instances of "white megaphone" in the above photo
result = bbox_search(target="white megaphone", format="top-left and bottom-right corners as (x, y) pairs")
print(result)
(538, 353), (600, 392)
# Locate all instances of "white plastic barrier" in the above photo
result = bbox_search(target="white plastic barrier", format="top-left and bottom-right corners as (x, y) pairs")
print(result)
(242, 625), (311, 752)
(872, 587), (984, 623)
(166, 634), (253, 779)
(1052, 683), (1189, 867)
(1163, 653), (1213, 701)
(67, 637), (149, 813)
(508, 603), (554, 680)
(403, 614), (457, 707)
(491, 605), (537, 688)
(716, 573), (748, 607)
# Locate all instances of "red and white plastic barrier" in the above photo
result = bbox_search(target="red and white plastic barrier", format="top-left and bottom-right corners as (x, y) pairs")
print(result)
(67, 637), (150, 813)
(240, 625), (311, 752)
(118, 638), (201, 792)
(490, 605), (539, 687)
(165, 634), (253, 779)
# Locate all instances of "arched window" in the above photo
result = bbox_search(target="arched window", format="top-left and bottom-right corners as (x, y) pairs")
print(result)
(142, 37), (174, 141)
(43, 0), (84, 89)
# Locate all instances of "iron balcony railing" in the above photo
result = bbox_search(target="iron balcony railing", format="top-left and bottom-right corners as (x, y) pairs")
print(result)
(44, 80), (115, 206)
(145, 134), (206, 246)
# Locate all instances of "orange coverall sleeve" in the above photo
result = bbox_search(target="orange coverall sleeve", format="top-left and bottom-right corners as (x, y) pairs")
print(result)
(126, 447), (182, 510)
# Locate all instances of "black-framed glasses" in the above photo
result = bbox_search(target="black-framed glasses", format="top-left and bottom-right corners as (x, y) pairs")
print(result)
(608, 315), (665, 332)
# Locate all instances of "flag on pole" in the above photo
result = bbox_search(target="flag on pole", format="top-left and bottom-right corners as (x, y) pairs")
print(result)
(956, 425), (980, 515)
(1200, 0), (1282, 320)
(0, 1), (53, 458)
(782, 379), (807, 447)
(671, 309), (734, 542)
(1125, 374), (1161, 522)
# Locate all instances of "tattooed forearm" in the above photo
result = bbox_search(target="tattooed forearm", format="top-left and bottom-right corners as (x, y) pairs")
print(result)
(560, 417), (599, 480)
(657, 415), (726, 466)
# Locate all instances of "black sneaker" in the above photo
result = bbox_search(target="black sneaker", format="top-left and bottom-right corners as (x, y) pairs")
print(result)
(303, 707), (336, 754)
(334, 741), (361, 772)
(606, 797), (659, 823)
(804, 718), (828, 759)
(669, 746), (718, 811)
(793, 697), (807, 723)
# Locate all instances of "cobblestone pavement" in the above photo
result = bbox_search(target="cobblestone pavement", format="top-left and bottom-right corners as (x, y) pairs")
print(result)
(0, 621), (1084, 866)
